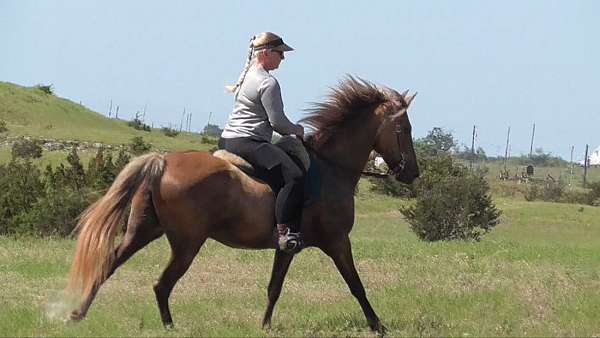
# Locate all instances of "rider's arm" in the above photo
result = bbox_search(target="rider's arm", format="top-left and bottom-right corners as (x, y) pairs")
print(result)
(259, 77), (303, 136)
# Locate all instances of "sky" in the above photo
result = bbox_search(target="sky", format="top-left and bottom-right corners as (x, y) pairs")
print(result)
(1, 0), (598, 160)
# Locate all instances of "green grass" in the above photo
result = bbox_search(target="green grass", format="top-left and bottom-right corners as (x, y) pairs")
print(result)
(1, 181), (600, 336)
(0, 81), (213, 152)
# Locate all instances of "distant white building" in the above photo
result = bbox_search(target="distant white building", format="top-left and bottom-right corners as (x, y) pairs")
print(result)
(579, 145), (600, 166)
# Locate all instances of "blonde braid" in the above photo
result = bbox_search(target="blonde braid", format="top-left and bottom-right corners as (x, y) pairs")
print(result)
(225, 36), (256, 93)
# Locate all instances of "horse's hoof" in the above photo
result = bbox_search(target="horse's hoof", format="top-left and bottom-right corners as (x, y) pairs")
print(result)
(69, 310), (84, 322)
(261, 319), (272, 330)
(370, 321), (387, 336)
(163, 322), (174, 330)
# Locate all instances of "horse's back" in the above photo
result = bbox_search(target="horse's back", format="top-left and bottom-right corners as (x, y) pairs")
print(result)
(153, 151), (276, 248)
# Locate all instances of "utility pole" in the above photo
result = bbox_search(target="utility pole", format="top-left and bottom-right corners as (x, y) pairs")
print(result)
(108, 99), (113, 118)
(503, 126), (511, 172)
(115, 105), (119, 119)
(529, 123), (536, 157)
(180, 108), (186, 132)
(470, 125), (476, 170)
(569, 145), (574, 188)
(583, 144), (589, 188)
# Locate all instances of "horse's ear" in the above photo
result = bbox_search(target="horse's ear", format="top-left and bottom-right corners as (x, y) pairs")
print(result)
(405, 92), (417, 106)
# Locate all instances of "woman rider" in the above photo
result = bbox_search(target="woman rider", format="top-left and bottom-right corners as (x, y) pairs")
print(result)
(219, 32), (305, 253)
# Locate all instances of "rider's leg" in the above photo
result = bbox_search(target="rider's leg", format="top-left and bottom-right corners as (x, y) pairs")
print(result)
(219, 137), (306, 253)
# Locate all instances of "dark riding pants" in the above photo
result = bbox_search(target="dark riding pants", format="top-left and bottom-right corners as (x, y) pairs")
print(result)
(218, 137), (304, 226)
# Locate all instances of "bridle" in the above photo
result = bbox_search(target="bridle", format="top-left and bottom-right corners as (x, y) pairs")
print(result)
(361, 124), (410, 179)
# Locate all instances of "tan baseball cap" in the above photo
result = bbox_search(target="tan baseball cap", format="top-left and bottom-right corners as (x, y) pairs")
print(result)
(252, 32), (294, 52)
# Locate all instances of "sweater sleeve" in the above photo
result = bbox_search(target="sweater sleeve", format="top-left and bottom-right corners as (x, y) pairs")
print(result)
(259, 77), (302, 136)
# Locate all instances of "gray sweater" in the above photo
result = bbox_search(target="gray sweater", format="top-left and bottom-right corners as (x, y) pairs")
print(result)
(221, 64), (301, 141)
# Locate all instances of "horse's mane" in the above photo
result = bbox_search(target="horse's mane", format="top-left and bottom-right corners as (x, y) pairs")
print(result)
(300, 76), (389, 149)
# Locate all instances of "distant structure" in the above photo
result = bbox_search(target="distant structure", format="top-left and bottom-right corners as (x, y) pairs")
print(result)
(579, 145), (600, 167)
(202, 123), (223, 137)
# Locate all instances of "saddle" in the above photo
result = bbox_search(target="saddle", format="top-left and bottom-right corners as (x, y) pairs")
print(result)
(213, 136), (320, 205)
(213, 136), (310, 177)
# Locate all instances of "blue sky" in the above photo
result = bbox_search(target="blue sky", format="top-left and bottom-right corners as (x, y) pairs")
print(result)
(1, 1), (598, 159)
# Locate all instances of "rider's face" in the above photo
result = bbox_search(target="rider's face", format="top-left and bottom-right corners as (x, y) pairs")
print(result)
(261, 49), (284, 71)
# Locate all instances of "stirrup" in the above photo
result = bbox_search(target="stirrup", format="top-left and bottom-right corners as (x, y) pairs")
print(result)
(278, 228), (304, 254)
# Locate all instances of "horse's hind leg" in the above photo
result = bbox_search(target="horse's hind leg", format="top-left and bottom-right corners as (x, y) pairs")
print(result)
(153, 236), (204, 328)
(71, 189), (163, 320)
(262, 250), (295, 329)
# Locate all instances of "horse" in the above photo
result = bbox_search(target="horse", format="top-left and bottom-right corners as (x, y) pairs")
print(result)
(66, 77), (419, 334)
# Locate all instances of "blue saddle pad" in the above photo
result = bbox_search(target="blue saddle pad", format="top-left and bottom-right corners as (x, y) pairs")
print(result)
(303, 152), (321, 206)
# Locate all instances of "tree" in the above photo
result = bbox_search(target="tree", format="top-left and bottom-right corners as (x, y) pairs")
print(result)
(202, 123), (223, 137)
(414, 127), (457, 159)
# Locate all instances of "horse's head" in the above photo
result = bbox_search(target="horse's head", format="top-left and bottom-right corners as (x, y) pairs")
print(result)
(373, 89), (419, 184)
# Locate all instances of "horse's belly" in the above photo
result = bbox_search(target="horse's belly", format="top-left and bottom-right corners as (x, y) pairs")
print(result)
(210, 222), (275, 250)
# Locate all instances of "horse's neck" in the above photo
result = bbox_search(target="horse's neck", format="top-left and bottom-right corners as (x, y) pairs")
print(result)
(314, 116), (379, 187)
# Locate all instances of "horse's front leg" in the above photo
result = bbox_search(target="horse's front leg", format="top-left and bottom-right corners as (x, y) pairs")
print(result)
(323, 236), (386, 335)
(262, 249), (295, 329)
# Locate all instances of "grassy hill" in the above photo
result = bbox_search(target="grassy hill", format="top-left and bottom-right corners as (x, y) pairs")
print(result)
(0, 82), (213, 151)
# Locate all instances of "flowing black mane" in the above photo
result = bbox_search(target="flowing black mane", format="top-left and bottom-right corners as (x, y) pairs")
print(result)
(300, 76), (389, 149)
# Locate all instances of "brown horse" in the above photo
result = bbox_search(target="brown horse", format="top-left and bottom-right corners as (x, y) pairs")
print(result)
(67, 77), (419, 334)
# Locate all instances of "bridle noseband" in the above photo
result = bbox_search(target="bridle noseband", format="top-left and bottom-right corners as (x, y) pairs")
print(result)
(362, 125), (410, 179)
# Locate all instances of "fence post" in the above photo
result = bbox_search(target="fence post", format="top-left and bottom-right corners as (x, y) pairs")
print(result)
(583, 144), (589, 188)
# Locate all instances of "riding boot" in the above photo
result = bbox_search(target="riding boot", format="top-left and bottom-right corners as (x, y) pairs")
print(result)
(277, 222), (304, 254)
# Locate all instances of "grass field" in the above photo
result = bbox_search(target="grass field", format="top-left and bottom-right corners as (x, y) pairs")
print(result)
(1, 180), (599, 337)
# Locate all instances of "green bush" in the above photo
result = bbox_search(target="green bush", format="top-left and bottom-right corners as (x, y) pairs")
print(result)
(0, 159), (45, 235)
(368, 176), (414, 197)
(0, 120), (7, 133)
(400, 155), (501, 241)
(161, 126), (179, 137)
(201, 134), (218, 145)
(0, 147), (132, 236)
(560, 189), (591, 205)
(524, 179), (565, 202)
(129, 136), (152, 155)
(11, 138), (43, 159)
(127, 118), (151, 132)
(35, 84), (54, 95)
(588, 181), (600, 204)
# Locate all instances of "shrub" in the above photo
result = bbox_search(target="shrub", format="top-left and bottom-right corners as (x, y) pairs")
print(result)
(201, 134), (218, 145)
(368, 176), (414, 197)
(400, 155), (501, 241)
(0, 159), (45, 235)
(0, 120), (7, 133)
(524, 179), (565, 203)
(11, 138), (43, 159)
(129, 136), (152, 155)
(560, 189), (591, 205)
(127, 118), (151, 132)
(161, 126), (179, 137)
(35, 84), (54, 95)
(587, 181), (600, 204)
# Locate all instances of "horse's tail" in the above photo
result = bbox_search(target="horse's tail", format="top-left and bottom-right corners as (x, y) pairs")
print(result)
(67, 152), (165, 300)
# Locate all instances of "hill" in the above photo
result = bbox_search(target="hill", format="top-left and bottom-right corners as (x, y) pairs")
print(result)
(0, 82), (213, 151)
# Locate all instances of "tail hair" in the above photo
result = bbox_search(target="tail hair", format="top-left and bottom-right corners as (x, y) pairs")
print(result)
(67, 152), (165, 300)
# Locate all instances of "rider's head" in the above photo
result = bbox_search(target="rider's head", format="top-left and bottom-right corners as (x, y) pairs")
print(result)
(226, 32), (294, 93)
(253, 32), (293, 71)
